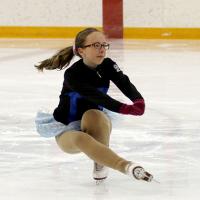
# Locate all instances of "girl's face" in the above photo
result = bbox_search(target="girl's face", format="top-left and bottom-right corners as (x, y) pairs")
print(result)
(78, 32), (109, 69)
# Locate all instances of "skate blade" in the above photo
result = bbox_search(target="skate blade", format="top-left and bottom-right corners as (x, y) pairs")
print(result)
(143, 173), (160, 184)
(152, 179), (161, 184)
(145, 175), (160, 184)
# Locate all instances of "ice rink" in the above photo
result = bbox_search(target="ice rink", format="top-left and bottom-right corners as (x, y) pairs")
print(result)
(0, 39), (200, 200)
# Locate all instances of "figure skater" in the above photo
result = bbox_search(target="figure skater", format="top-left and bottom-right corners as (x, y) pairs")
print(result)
(35, 27), (153, 183)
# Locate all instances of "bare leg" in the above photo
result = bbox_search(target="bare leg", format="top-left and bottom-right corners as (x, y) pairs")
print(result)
(81, 109), (112, 146)
(55, 109), (153, 181)
(55, 109), (130, 173)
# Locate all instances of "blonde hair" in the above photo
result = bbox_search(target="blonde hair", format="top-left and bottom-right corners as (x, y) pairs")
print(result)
(35, 28), (100, 71)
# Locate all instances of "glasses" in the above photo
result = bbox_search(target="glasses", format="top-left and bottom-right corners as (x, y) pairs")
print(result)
(83, 42), (110, 50)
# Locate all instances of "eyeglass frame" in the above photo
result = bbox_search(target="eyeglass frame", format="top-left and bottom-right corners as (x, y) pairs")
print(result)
(82, 42), (110, 50)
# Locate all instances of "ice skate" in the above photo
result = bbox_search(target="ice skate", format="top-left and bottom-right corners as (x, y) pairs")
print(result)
(93, 162), (109, 183)
(125, 162), (153, 182)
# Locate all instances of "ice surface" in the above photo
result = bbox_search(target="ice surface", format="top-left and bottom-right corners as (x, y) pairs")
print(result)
(0, 39), (200, 200)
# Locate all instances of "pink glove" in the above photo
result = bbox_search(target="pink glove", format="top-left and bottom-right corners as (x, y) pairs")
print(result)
(119, 99), (145, 116)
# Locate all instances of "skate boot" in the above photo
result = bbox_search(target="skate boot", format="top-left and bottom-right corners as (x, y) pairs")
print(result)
(93, 162), (108, 181)
(125, 162), (153, 182)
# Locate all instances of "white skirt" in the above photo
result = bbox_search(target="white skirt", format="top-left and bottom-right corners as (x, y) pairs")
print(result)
(35, 111), (81, 138)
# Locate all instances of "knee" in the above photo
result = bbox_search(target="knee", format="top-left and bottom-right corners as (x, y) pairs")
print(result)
(81, 109), (112, 132)
(56, 132), (91, 154)
(82, 109), (103, 121)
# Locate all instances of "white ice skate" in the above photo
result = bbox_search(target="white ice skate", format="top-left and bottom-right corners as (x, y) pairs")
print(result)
(125, 162), (153, 182)
(93, 162), (108, 183)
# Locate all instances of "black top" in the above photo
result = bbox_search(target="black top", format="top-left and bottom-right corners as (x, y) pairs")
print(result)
(53, 57), (143, 125)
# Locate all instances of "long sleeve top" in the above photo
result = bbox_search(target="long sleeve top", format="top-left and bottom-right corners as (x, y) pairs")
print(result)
(53, 57), (143, 125)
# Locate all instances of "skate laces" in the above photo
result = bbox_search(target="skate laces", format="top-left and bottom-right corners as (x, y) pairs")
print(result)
(133, 167), (146, 179)
(93, 162), (108, 182)
(133, 166), (153, 182)
(95, 163), (104, 171)
(126, 163), (153, 182)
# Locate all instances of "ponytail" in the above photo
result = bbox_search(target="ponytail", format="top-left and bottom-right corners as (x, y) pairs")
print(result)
(35, 46), (74, 71)
(35, 27), (100, 72)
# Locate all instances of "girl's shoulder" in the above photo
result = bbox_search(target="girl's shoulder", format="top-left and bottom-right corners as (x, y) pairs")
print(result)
(63, 63), (79, 82)
(64, 59), (83, 73)
(100, 58), (121, 73)
(70, 59), (83, 68)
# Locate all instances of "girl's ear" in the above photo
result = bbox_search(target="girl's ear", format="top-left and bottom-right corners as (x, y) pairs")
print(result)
(77, 47), (84, 57)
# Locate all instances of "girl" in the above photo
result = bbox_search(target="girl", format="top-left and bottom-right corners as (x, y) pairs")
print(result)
(35, 28), (153, 183)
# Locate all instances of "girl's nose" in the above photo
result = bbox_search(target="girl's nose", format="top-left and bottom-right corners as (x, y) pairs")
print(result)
(99, 47), (106, 53)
